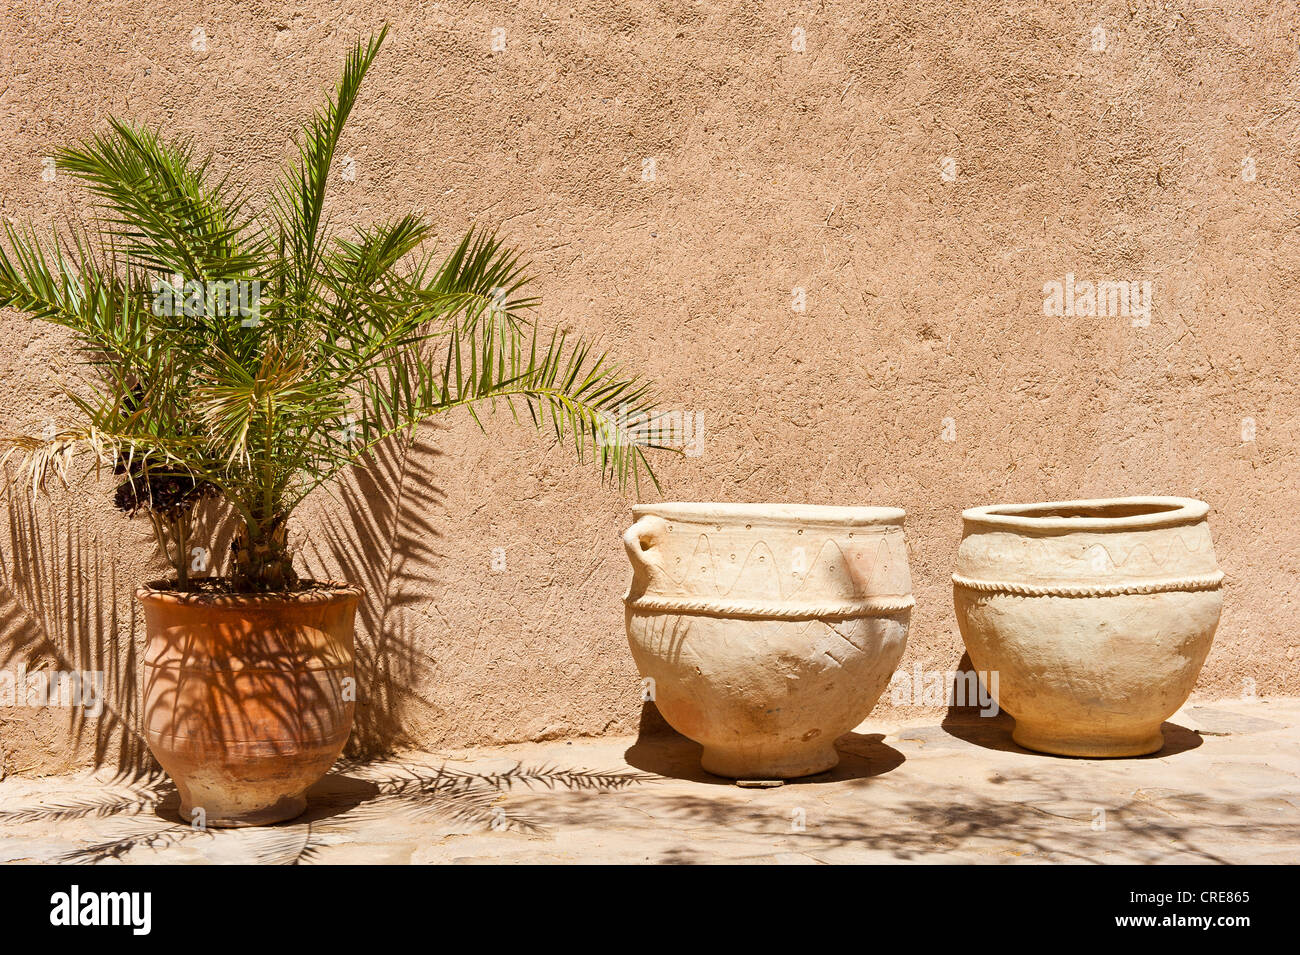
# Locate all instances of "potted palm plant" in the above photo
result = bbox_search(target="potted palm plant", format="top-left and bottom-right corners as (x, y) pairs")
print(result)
(0, 28), (662, 826)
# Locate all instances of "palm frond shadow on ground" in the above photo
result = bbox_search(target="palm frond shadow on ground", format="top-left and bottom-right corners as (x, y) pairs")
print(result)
(1, 759), (653, 864)
(529, 743), (1294, 865)
(0, 773), (171, 826)
(611, 787), (1288, 865)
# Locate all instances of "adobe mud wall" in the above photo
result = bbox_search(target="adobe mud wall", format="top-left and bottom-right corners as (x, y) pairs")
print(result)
(1, 1), (1296, 774)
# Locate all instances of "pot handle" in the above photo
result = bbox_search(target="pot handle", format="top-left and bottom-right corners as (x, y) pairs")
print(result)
(623, 515), (668, 581)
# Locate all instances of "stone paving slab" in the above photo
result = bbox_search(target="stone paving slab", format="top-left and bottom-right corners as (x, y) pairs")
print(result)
(1, 698), (1298, 864)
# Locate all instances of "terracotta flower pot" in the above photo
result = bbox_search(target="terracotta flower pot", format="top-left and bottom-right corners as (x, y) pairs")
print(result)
(623, 503), (913, 779)
(138, 582), (361, 827)
(952, 497), (1224, 757)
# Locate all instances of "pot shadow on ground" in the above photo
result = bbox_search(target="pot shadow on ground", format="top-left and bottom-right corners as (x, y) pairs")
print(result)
(624, 701), (905, 785)
(939, 652), (1204, 758)
(149, 771), (383, 829)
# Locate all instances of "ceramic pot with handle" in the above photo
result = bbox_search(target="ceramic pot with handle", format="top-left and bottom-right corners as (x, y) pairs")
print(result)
(623, 503), (913, 779)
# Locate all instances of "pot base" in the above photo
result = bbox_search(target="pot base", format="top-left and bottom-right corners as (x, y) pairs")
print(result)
(701, 744), (840, 780)
(181, 794), (308, 829)
(1011, 722), (1164, 758)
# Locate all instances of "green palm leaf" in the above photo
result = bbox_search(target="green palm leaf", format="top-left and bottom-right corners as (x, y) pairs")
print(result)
(0, 26), (667, 590)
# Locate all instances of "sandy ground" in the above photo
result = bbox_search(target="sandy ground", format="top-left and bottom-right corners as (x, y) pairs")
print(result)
(1, 697), (1297, 865)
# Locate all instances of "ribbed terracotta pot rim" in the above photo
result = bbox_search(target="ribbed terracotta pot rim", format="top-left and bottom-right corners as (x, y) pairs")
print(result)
(136, 579), (363, 608)
(632, 501), (905, 528)
(961, 496), (1209, 533)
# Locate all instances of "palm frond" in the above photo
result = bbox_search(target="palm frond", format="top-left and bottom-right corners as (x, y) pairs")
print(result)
(0, 224), (82, 322)
(273, 27), (388, 309)
(322, 317), (665, 500)
(517, 329), (668, 494)
(415, 228), (538, 335)
(0, 24), (667, 590)
(1, 426), (124, 498)
(56, 119), (262, 280)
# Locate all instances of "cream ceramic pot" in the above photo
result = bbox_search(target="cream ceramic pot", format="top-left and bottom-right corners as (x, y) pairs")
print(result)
(952, 497), (1224, 757)
(623, 503), (913, 779)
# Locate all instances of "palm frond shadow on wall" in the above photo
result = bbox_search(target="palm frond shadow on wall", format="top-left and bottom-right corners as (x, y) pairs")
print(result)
(0, 433), (444, 779)
(0, 423), (445, 775)
(300, 425), (444, 760)
(0, 494), (152, 776)
(0, 487), (247, 777)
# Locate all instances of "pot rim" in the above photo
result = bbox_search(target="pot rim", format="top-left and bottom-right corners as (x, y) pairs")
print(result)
(136, 579), (363, 607)
(631, 501), (905, 527)
(961, 496), (1209, 532)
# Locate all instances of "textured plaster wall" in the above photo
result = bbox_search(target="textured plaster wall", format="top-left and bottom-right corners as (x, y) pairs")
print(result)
(1, 1), (1298, 775)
